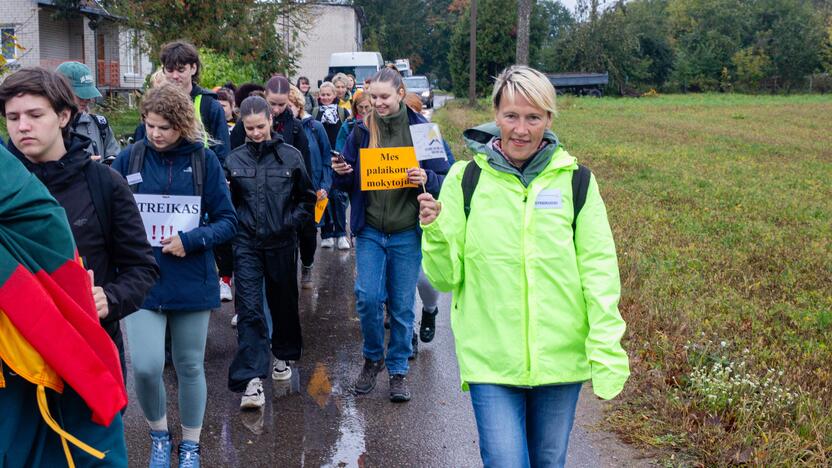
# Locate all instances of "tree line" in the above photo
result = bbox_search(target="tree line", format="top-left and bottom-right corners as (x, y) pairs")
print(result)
(355, 0), (832, 95)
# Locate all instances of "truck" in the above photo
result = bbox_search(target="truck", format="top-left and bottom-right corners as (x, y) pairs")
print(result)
(394, 59), (412, 77)
(546, 72), (608, 97)
(328, 52), (385, 88)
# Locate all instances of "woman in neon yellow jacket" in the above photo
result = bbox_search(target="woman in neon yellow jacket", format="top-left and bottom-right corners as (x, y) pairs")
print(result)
(418, 66), (629, 468)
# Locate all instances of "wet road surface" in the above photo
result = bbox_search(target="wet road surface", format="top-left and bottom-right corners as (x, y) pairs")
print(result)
(122, 244), (648, 467)
(122, 94), (650, 467)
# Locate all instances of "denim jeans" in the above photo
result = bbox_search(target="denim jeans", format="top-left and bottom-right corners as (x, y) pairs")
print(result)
(469, 382), (583, 468)
(354, 226), (421, 375)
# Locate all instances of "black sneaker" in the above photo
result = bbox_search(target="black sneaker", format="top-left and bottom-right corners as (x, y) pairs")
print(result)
(408, 331), (419, 360)
(419, 307), (438, 343)
(389, 374), (411, 402)
(353, 358), (385, 394)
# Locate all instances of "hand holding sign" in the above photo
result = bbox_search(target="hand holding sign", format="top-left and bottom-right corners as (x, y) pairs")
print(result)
(360, 147), (419, 191)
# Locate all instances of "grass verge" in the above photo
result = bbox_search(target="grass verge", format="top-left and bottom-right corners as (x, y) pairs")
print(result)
(434, 93), (832, 466)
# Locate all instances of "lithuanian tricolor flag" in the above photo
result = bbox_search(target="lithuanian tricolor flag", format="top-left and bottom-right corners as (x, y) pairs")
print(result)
(0, 146), (126, 441)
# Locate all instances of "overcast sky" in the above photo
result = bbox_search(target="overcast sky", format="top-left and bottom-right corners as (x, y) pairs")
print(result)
(559, 0), (579, 12)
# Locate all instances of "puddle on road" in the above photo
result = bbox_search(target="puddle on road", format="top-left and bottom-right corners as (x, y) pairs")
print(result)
(323, 385), (367, 468)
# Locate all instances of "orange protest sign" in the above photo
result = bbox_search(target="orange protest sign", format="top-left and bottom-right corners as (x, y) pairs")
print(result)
(314, 197), (329, 223)
(359, 147), (418, 191)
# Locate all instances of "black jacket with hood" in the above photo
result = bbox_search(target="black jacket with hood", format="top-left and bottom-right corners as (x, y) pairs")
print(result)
(225, 134), (316, 250)
(10, 134), (159, 344)
(229, 109), (312, 175)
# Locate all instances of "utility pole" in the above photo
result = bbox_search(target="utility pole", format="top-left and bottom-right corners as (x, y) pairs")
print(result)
(468, 0), (477, 106)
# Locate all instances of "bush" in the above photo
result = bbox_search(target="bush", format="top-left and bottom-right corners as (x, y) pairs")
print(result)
(198, 48), (259, 89)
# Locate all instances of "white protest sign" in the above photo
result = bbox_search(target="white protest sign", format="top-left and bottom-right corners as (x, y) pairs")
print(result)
(133, 194), (201, 247)
(409, 123), (448, 162)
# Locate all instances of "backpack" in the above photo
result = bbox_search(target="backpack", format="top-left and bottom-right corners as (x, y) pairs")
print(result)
(90, 114), (111, 149)
(126, 140), (206, 197)
(84, 161), (115, 253)
(461, 161), (592, 239)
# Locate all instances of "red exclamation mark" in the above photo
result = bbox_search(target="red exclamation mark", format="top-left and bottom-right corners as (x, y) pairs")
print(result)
(169, 226), (174, 238)
(160, 225), (165, 241)
(152, 225), (156, 241)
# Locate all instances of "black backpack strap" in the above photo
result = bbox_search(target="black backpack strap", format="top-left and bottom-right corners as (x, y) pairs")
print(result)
(84, 162), (114, 253)
(191, 148), (206, 198)
(91, 113), (110, 142)
(127, 140), (146, 193)
(461, 161), (482, 219)
(571, 164), (592, 237)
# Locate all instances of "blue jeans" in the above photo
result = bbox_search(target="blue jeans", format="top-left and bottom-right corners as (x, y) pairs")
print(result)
(469, 383), (583, 468)
(354, 226), (421, 375)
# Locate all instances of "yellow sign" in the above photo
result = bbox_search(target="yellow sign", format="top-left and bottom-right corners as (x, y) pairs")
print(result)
(359, 147), (419, 191)
(314, 197), (329, 223)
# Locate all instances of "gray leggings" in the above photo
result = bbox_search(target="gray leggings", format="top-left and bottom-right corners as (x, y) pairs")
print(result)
(417, 267), (439, 311)
(125, 308), (210, 430)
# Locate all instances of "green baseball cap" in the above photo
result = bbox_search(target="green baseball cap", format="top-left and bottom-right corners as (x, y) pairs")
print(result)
(56, 61), (102, 100)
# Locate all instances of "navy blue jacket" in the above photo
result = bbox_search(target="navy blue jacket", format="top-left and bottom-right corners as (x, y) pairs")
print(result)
(333, 108), (454, 235)
(301, 116), (333, 193)
(112, 139), (237, 312)
(134, 85), (231, 165)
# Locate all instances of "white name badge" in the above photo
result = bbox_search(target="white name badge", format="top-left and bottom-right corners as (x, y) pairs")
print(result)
(535, 189), (562, 210)
(126, 172), (143, 185)
(133, 194), (201, 247)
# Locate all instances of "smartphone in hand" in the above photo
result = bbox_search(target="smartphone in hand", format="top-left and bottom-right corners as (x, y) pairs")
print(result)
(331, 150), (346, 164)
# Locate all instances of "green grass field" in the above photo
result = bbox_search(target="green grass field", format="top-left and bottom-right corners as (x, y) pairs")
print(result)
(434, 94), (832, 466)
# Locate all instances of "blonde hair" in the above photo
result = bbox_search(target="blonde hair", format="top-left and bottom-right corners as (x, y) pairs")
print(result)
(149, 69), (167, 88)
(318, 81), (336, 94)
(492, 65), (557, 116)
(140, 83), (207, 144)
(331, 73), (349, 87)
(288, 85), (305, 117)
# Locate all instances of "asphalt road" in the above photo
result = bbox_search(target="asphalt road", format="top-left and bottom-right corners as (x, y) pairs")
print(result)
(122, 94), (651, 467)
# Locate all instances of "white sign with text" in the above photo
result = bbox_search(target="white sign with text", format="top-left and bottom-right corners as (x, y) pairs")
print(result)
(133, 194), (201, 247)
(409, 123), (448, 161)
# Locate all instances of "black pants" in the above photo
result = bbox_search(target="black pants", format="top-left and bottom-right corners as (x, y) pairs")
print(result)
(228, 242), (302, 392)
(214, 241), (234, 278)
(298, 218), (318, 267)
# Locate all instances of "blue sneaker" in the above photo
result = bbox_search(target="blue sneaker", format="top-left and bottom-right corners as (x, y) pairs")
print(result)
(178, 441), (201, 468)
(148, 430), (171, 468)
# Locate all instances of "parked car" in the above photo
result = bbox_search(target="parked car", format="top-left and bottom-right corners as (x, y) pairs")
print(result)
(403, 75), (433, 108)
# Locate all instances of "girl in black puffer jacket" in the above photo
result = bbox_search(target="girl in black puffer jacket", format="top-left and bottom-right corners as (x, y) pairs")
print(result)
(224, 96), (316, 408)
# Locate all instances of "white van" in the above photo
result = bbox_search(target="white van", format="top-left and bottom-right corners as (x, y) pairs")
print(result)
(328, 52), (384, 88)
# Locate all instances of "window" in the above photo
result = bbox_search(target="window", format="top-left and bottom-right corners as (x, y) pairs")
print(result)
(2, 27), (16, 60)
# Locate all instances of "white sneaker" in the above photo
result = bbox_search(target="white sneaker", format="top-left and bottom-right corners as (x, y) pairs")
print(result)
(240, 378), (265, 409)
(219, 280), (233, 302)
(272, 359), (292, 381)
(231, 314), (238, 327)
(321, 238), (335, 249)
(337, 236), (350, 250)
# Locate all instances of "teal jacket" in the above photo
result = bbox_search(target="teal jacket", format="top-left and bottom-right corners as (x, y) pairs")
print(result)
(421, 123), (630, 399)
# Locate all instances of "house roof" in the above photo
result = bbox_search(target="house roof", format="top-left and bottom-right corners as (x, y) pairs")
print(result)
(37, 0), (120, 21)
